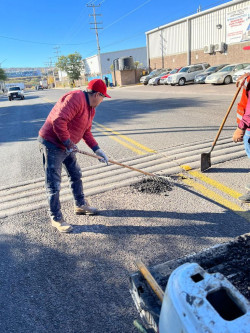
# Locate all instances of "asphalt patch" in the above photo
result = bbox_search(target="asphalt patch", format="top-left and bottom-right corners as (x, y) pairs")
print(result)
(130, 176), (173, 195)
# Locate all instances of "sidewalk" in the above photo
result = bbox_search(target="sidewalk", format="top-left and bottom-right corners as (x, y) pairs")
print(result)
(0, 155), (249, 332)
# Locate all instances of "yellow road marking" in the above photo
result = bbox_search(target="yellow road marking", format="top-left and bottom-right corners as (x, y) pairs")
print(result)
(93, 126), (146, 155)
(94, 121), (156, 153)
(180, 165), (243, 199)
(180, 174), (250, 222)
(42, 98), (55, 105)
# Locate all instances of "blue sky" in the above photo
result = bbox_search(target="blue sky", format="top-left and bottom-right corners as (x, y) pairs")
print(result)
(0, 0), (229, 68)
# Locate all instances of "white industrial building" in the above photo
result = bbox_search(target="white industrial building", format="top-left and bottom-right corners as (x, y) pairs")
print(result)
(84, 46), (147, 78)
(146, 0), (250, 70)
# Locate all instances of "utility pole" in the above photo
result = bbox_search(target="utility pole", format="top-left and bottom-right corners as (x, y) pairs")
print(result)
(49, 57), (56, 88)
(87, 3), (103, 79)
(53, 46), (61, 60)
(53, 46), (60, 86)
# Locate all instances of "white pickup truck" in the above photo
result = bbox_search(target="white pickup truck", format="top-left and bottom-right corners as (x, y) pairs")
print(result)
(130, 233), (250, 333)
(7, 86), (25, 101)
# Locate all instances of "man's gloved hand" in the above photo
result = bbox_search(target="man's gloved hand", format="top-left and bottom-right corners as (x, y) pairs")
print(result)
(233, 127), (245, 143)
(63, 139), (78, 153)
(95, 149), (109, 165)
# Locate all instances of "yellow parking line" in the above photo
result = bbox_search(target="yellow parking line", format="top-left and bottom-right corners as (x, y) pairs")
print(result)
(181, 165), (243, 199)
(94, 122), (156, 153)
(180, 174), (250, 222)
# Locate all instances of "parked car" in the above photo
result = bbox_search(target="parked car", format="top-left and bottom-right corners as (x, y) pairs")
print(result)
(205, 63), (250, 85)
(148, 71), (171, 85)
(167, 63), (210, 86)
(7, 86), (25, 101)
(36, 85), (44, 90)
(140, 69), (164, 85)
(232, 64), (250, 83)
(194, 64), (229, 84)
(160, 67), (182, 85)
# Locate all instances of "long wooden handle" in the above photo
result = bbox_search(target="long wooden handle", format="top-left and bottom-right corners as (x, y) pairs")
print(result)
(135, 259), (164, 303)
(210, 85), (242, 152)
(77, 149), (156, 177)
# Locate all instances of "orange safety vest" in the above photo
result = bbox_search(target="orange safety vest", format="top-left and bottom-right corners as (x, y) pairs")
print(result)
(237, 76), (250, 124)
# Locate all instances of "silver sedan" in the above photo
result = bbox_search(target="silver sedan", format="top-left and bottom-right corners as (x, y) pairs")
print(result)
(205, 63), (250, 85)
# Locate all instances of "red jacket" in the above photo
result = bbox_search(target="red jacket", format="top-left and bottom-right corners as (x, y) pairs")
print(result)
(39, 90), (98, 150)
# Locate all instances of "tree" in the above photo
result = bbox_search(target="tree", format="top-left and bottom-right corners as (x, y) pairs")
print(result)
(134, 61), (143, 69)
(0, 68), (7, 81)
(56, 52), (84, 85)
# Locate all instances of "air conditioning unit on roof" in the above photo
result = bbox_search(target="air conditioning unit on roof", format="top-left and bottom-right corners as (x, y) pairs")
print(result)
(214, 42), (226, 52)
(204, 44), (214, 54)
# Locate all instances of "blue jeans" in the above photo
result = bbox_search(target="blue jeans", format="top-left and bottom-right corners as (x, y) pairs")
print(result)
(244, 130), (250, 158)
(40, 144), (85, 221)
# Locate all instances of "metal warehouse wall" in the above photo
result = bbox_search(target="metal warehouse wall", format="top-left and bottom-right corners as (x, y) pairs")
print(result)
(191, 0), (250, 49)
(147, 0), (250, 68)
(148, 21), (187, 57)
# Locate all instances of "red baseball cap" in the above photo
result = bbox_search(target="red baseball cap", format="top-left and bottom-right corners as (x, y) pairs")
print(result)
(87, 79), (111, 98)
(243, 46), (250, 50)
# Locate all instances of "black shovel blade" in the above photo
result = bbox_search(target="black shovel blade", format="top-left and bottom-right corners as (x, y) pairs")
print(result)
(201, 153), (211, 172)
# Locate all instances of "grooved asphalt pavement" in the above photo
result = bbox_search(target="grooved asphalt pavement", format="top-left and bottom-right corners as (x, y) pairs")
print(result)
(1, 154), (250, 333)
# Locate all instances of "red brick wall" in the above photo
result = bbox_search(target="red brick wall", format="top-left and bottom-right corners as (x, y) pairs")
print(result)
(149, 42), (250, 70)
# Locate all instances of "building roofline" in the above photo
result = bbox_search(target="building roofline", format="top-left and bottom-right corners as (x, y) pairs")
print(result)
(84, 46), (146, 60)
(145, 0), (247, 35)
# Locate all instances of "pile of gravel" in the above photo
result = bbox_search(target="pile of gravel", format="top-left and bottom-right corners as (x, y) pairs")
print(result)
(212, 234), (250, 301)
(130, 176), (173, 195)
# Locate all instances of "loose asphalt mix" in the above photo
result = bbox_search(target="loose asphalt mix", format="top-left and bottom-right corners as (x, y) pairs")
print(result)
(1, 156), (250, 332)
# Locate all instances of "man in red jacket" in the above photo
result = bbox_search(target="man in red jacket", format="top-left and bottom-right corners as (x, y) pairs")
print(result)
(38, 79), (111, 233)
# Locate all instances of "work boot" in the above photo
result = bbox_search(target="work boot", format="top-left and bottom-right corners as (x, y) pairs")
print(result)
(238, 192), (250, 203)
(51, 218), (73, 233)
(74, 199), (98, 215)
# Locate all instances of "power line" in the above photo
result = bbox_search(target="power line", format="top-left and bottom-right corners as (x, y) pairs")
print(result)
(0, 0), (229, 48)
(101, 0), (153, 32)
(0, 34), (93, 46)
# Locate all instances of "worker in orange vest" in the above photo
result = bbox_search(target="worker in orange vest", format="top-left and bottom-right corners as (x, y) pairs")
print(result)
(233, 45), (250, 202)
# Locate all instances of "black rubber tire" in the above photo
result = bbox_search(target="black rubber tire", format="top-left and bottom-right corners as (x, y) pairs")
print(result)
(178, 78), (186, 86)
(8, 96), (12, 101)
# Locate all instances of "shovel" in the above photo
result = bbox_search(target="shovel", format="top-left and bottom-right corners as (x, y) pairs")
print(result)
(200, 85), (242, 172)
(77, 149), (168, 180)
